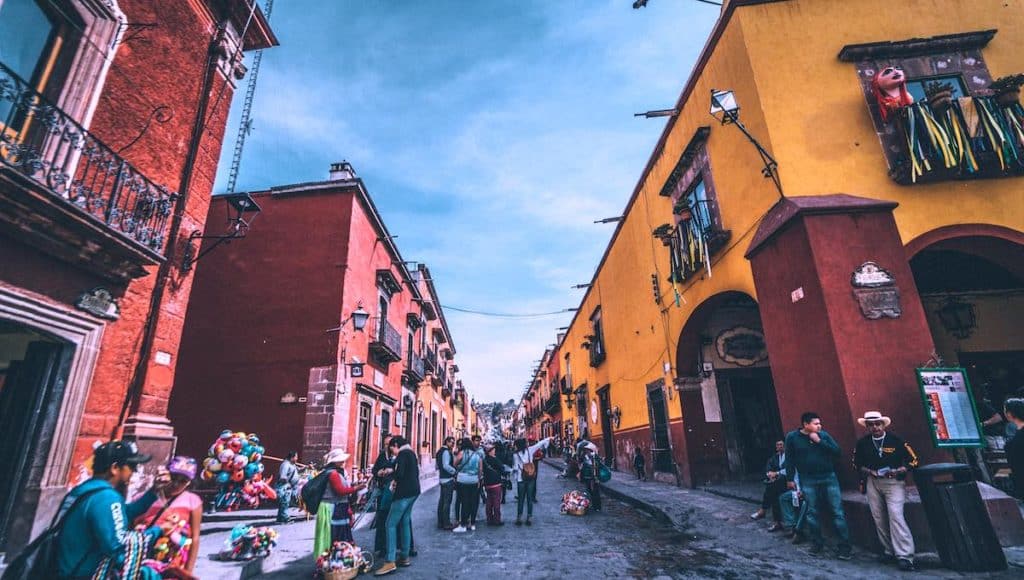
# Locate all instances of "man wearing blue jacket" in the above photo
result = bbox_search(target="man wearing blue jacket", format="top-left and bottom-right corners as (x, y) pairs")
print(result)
(57, 440), (169, 579)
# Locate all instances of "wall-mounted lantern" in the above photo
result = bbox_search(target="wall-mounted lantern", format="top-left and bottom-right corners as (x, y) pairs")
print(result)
(710, 88), (783, 197)
(936, 298), (977, 339)
(347, 357), (365, 378)
(181, 192), (261, 272)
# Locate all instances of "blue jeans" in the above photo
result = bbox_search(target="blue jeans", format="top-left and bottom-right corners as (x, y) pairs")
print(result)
(801, 474), (850, 548)
(516, 479), (536, 518)
(779, 490), (808, 531)
(385, 495), (418, 562)
(275, 486), (292, 521)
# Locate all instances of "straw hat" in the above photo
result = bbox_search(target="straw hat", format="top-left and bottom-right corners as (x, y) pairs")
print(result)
(323, 449), (351, 465)
(857, 411), (891, 428)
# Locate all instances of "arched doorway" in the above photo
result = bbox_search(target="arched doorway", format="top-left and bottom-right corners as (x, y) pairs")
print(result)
(676, 292), (782, 485)
(0, 319), (73, 550)
(908, 230), (1024, 483)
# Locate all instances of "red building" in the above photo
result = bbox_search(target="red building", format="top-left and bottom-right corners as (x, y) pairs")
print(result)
(0, 0), (275, 554)
(170, 163), (469, 474)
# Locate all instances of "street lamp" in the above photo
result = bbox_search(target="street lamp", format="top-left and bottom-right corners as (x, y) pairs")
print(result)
(326, 304), (370, 333)
(181, 192), (262, 272)
(935, 298), (977, 339)
(709, 89), (784, 198)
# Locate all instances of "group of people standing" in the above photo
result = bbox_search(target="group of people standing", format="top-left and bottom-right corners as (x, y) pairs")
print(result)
(435, 434), (553, 529)
(753, 410), (919, 571)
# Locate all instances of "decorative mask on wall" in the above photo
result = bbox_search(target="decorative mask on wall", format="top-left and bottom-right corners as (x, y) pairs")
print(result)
(871, 66), (914, 123)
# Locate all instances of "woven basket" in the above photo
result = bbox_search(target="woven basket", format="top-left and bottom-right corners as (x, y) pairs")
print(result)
(566, 507), (587, 516)
(323, 568), (360, 580)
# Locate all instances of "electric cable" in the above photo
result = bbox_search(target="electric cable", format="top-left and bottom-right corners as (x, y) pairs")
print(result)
(439, 305), (576, 318)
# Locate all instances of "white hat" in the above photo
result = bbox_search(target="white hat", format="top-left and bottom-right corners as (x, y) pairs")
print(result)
(324, 449), (351, 465)
(857, 411), (891, 428)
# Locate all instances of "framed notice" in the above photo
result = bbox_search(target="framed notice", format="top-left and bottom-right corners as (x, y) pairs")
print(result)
(915, 368), (984, 448)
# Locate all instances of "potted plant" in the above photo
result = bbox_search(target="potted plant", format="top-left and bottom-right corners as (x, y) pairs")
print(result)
(989, 73), (1024, 107)
(924, 80), (955, 114)
(673, 199), (693, 221)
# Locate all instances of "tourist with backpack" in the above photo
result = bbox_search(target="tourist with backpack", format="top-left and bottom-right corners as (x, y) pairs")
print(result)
(435, 437), (457, 529)
(3, 440), (170, 580)
(452, 438), (483, 532)
(512, 436), (551, 526)
(310, 449), (366, 556)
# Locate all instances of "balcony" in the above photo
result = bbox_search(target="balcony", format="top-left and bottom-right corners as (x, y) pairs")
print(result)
(424, 347), (438, 372)
(886, 96), (1024, 184)
(0, 62), (177, 282)
(589, 345), (607, 368)
(403, 353), (425, 383)
(369, 317), (402, 364)
(544, 391), (561, 414)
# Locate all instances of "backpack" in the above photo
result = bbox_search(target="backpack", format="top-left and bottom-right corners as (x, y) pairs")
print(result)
(597, 460), (612, 483)
(1, 488), (104, 580)
(300, 467), (336, 514)
(520, 452), (537, 480)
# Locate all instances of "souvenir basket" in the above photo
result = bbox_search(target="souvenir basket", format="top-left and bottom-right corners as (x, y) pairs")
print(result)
(316, 541), (373, 580)
(560, 490), (591, 516)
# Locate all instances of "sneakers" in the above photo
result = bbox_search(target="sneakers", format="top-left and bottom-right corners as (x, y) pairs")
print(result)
(397, 558), (412, 568)
(374, 562), (397, 576)
(750, 509), (766, 520)
(897, 558), (915, 572)
(469, 524), (476, 531)
(767, 522), (783, 532)
(837, 545), (853, 561)
(525, 518), (532, 526)
(452, 525), (467, 533)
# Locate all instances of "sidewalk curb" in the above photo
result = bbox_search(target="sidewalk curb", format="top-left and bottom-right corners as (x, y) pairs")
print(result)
(697, 485), (761, 506)
(541, 458), (679, 531)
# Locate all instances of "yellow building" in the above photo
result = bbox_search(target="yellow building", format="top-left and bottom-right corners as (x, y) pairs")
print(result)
(552, 0), (1023, 489)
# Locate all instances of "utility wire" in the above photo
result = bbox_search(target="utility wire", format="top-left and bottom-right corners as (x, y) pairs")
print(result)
(440, 305), (576, 318)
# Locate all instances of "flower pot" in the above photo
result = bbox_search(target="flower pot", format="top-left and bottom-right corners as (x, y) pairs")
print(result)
(996, 88), (1021, 108)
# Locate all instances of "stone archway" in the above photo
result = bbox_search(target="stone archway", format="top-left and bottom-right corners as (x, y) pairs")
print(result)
(675, 291), (780, 486)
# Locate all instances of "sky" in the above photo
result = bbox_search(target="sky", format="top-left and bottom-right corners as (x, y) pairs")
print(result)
(215, 0), (719, 404)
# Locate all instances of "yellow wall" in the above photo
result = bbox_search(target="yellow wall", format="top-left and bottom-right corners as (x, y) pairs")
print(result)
(558, 0), (1023, 453)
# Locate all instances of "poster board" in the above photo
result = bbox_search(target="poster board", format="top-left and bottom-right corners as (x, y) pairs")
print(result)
(915, 368), (984, 448)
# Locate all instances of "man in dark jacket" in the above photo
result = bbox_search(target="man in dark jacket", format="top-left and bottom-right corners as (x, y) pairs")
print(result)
(376, 436), (420, 576)
(751, 440), (787, 531)
(1003, 398), (1024, 500)
(435, 436), (457, 529)
(58, 440), (170, 578)
(371, 434), (395, 556)
(853, 411), (919, 571)
(785, 412), (851, 560)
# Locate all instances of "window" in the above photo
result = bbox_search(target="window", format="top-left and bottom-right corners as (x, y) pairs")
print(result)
(905, 74), (968, 103)
(588, 307), (606, 367)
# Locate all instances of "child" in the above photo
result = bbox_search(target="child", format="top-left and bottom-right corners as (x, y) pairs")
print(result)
(633, 448), (647, 481)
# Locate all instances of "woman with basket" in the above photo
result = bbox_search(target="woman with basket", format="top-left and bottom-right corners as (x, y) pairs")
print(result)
(313, 449), (367, 556)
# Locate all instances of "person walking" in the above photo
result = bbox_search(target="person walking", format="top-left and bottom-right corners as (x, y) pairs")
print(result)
(275, 451), (301, 524)
(752, 440), (787, 532)
(579, 441), (602, 513)
(452, 438), (483, 532)
(57, 440), (170, 579)
(853, 410), (920, 571)
(633, 448), (647, 481)
(132, 456), (204, 577)
(435, 436), (457, 529)
(314, 449), (366, 556)
(513, 436), (552, 525)
(375, 436), (420, 576)
(784, 412), (852, 560)
(482, 444), (509, 525)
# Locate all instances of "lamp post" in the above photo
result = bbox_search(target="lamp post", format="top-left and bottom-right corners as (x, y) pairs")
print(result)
(181, 192), (262, 272)
(709, 89), (784, 198)
(935, 298), (977, 339)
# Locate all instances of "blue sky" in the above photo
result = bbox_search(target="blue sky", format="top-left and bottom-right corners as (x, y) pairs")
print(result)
(215, 0), (719, 404)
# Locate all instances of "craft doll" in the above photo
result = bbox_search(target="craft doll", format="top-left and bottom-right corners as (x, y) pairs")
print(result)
(872, 65), (914, 123)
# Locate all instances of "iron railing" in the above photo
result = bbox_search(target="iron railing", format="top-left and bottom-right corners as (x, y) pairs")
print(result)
(406, 353), (425, 380)
(0, 62), (177, 255)
(424, 347), (437, 371)
(369, 317), (402, 361)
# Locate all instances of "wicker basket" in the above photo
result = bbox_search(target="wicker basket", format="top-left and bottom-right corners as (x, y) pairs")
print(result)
(323, 568), (360, 580)
(566, 507), (588, 516)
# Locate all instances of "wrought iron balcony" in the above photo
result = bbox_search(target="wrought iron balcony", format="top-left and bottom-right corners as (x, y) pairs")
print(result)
(0, 62), (177, 280)
(424, 347), (438, 372)
(404, 353), (425, 383)
(369, 317), (402, 364)
(544, 391), (561, 414)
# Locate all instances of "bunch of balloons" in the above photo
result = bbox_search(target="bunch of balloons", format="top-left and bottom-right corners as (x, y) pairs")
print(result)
(201, 430), (266, 484)
(202, 430), (275, 510)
